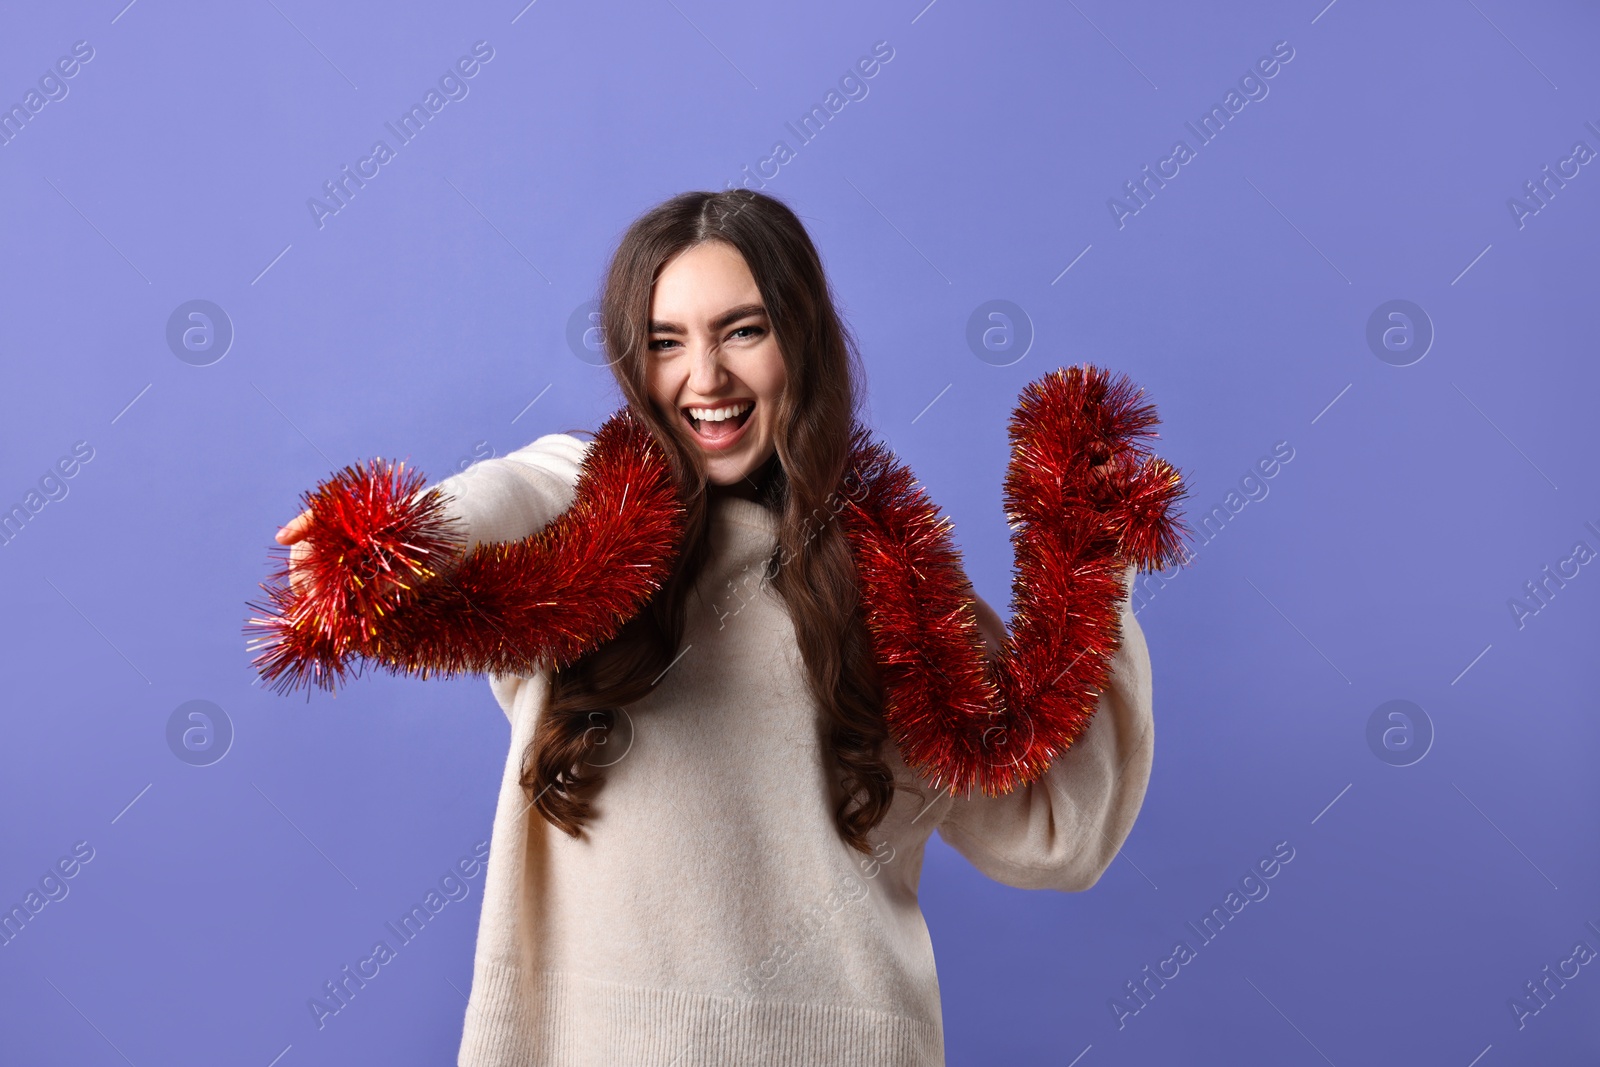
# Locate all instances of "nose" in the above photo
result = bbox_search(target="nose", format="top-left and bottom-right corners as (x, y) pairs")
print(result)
(685, 336), (729, 396)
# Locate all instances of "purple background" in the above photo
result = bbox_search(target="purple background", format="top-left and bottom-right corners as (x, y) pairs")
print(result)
(3, 1), (1598, 1063)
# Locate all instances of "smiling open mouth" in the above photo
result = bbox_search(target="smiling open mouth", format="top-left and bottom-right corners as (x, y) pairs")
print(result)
(682, 400), (755, 449)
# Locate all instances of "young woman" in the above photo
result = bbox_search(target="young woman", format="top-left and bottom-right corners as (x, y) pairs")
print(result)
(267, 189), (1174, 1066)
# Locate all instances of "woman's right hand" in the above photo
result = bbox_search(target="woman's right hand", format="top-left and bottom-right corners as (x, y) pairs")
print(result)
(275, 509), (316, 595)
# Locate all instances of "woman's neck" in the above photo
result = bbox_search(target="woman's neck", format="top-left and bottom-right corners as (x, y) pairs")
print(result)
(709, 478), (762, 503)
(708, 455), (779, 504)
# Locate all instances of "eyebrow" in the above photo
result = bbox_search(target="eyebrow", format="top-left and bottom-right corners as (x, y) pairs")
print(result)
(648, 303), (767, 334)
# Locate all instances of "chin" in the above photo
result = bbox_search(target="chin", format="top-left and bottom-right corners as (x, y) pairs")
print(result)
(705, 457), (762, 486)
(704, 441), (777, 488)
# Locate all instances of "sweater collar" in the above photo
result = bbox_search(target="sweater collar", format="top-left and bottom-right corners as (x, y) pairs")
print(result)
(704, 494), (780, 582)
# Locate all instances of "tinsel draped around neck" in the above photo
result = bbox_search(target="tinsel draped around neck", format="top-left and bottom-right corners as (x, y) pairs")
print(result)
(245, 364), (1191, 797)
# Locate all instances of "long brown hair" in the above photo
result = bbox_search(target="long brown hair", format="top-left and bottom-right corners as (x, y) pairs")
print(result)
(520, 189), (896, 853)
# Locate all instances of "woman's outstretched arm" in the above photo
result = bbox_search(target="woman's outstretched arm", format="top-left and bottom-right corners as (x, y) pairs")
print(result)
(248, 412), (685, 694)
(934, 566), (1155, 892)
(275, 433), (590, 589)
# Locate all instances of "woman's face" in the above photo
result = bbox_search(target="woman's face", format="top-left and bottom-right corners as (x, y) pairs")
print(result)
(643, 239), (787, 487)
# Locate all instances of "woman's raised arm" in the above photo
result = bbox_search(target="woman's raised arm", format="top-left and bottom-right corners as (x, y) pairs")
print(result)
(934, 568), (1154, 892)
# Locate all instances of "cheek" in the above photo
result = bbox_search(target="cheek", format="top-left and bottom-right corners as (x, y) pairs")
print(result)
(755, 348), (787, 405)
(643, 364), (676, 407)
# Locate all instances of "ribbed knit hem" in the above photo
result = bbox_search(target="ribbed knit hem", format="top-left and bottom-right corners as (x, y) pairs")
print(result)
(458, 958), (944, 1067)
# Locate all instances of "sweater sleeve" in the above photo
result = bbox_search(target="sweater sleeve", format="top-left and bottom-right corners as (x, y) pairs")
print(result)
(934, 561), (1154, 892)
(427, 433), (590, 563)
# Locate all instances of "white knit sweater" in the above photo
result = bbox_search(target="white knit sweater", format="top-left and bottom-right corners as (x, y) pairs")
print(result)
(429, 432), (1155, 1067)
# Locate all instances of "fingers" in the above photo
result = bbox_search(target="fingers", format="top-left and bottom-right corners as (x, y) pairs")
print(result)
(277, 509), (315, 595)
(288, 540), (313, 594)
(275, 508), (313, 545)
(1089, 450), (1136, 485)
(1086, 455), (1118, 488)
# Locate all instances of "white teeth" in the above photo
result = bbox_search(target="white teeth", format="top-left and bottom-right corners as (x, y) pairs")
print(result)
(686, 401), (753, 422)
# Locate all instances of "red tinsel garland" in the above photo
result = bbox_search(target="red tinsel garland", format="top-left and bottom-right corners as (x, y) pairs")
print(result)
(245, 409), (686, 694)
(244, 365), (1189, 797)
(837, 365), (1188, 795)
